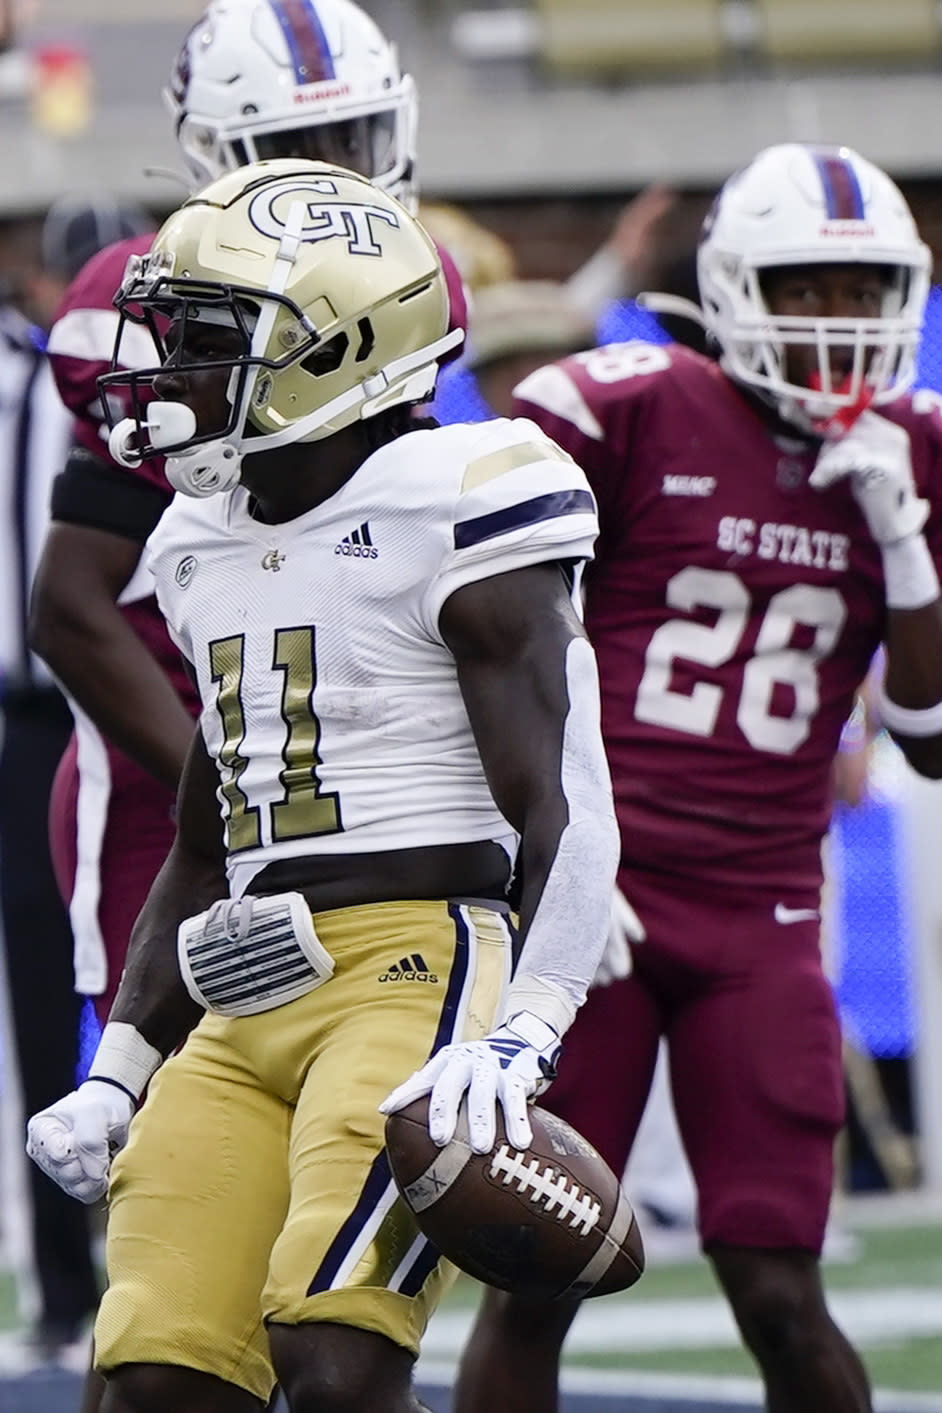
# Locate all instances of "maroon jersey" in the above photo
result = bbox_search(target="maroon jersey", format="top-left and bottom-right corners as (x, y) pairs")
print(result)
(437, 240), (468, 362)
(47, 235), (162, 476)
(46, 233), (199, 710)
(514, 342), (942, 895)
(43, 236), (198, 996)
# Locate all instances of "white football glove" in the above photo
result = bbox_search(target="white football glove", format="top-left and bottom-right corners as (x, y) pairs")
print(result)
(380, 1009), (562, 1154)
(810, 410), (928, 546)
(591, 886), (646, 988)
(26, 1080), (135, 1204)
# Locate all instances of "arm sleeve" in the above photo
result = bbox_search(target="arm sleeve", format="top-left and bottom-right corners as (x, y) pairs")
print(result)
(505, 635), (619, 1030)
(51, 446), (171, 543)
(565, 246), (632, 319)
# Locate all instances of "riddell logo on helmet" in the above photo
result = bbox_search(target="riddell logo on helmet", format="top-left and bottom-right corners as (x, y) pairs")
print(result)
(293, 82), (352, 104)
(819, 223), (875, 237)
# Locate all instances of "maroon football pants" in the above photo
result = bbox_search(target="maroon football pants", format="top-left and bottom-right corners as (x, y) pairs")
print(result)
(542, 867), (844, 1254)
(49, 732), (177, 1024)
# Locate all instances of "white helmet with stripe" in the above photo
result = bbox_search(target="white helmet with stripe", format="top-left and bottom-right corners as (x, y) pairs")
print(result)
(165, 0), (419, 210)
(697, 143), (930, 430)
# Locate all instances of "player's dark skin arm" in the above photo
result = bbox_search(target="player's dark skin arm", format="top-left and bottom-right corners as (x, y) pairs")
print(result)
(883, 601), (942, 777)
(29, 522), (194, 791)
(440, 561), (590, 941)
(108, 724), (225, 1057)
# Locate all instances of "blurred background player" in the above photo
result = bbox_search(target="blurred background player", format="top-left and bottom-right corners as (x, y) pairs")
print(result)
(0, 194), (148, 1372)
(458, 278), (596, 418)
(431, 184), (681, 426)
(455, 141), (942, 1413)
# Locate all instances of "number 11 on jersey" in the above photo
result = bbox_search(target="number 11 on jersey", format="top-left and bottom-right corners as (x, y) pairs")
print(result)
(210, 628), (342, 851)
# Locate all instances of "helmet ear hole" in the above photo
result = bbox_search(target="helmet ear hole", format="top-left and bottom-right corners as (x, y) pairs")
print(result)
(301, 332), (349, 377)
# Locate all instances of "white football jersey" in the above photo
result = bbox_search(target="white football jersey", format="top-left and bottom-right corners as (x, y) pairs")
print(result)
(146, 417), (598, 896)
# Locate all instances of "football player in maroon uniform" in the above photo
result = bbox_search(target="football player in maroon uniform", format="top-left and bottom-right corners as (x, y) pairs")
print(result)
(31, 0), (467, 1029)
(455, 143), (942, 1413)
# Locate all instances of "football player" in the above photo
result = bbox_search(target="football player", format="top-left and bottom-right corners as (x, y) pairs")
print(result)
(26, 159), (619, 1413)
(454, 143), (942, 1413)
(31, 0), (466, 1028)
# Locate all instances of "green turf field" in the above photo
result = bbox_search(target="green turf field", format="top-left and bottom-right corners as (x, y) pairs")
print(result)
(431, 1215), (942, 1397)
(2, 1203), (940, 1398)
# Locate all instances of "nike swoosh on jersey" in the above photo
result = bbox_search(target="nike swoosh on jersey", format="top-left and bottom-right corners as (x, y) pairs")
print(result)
(774, 903), (821, 925)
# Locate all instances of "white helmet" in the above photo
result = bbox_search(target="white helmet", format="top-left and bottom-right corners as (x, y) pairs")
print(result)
(165, 0), (419, 210)
(697, 143), (930, 432)
(102, 160), (461, 497)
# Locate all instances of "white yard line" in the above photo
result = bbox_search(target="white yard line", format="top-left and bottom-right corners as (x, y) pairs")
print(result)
(417, 1357), (942, 1412)
(422, 1286), (942, 1356)
(417, 1287), (942, 1410)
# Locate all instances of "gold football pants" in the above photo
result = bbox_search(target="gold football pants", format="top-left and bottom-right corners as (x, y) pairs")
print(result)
(95, 899), (511, 1401)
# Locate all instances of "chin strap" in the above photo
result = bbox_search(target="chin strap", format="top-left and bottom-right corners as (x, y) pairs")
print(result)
(250, 325), (464, 453)
(164, 436), (244, 497)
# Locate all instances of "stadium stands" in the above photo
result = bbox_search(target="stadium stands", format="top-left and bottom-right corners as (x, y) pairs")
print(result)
(754, 0), (938, 64)
(535, 0), (724, 75)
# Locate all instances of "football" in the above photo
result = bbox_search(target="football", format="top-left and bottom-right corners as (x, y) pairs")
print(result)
(384, 1098), (644, 1300)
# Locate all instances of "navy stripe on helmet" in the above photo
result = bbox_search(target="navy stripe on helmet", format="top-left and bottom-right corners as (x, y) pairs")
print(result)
(813, 150), (865, 221)
(269, 0), (336, 84)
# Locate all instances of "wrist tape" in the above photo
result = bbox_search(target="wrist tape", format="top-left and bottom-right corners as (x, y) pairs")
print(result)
(88, 1022), (162, 1104)
(500, 974), (575, 1038)
(882, 534), (940, 610)
(877, 686), (942, 739)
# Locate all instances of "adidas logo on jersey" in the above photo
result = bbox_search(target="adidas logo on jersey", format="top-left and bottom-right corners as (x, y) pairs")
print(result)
(379, 953), (439, 984)
(335, 522), (378, 558)
(662, 474), (716, 497)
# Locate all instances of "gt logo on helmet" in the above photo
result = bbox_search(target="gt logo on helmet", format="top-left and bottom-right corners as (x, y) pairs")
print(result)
(249, 179), (400, 255)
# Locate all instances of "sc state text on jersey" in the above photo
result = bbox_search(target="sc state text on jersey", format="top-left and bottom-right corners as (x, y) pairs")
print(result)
(717, 517), (850, 572)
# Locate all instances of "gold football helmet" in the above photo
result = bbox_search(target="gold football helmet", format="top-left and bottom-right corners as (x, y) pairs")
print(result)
(102, 158), (460, 496)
